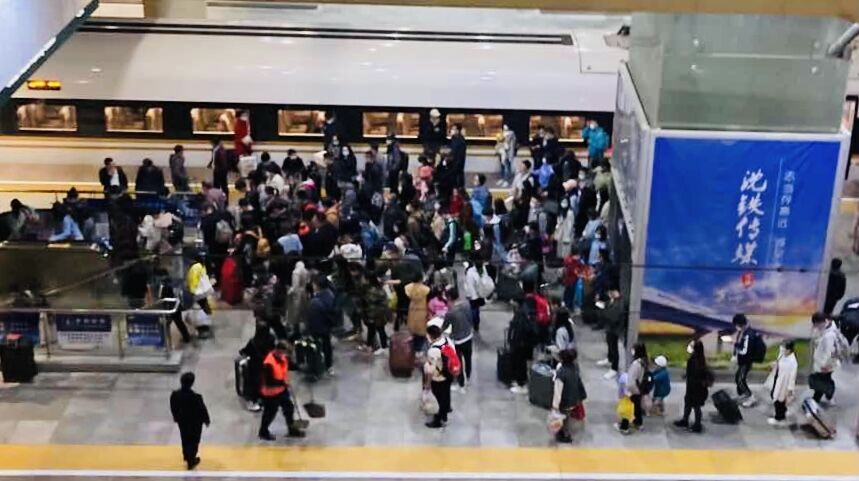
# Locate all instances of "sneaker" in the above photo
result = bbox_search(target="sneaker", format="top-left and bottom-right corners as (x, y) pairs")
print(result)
(741, 397), (757, 408)
(495, 179), (504, 186)
(596, 358), (611, 367)
(510, 385), (528, 394)
(245, 400), (262, 412)
(258, 432), (276, 441)
(767, 418), (787, 428)
(603, 370), (617, 380)
(614, 423), (630, 435)
(425, 420), (444, 429)
(451, 385), (461, 393)
(373, 347), (387, 356)
(501, 180), (510, 188)
(822, 398), (838, 408)
(327, 368), (338, 377)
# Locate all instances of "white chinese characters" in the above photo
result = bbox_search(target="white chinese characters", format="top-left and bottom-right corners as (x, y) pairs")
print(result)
(732, 169), (768, 265)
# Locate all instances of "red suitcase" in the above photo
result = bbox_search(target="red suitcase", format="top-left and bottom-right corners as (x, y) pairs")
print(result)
(220, 256), (243, 305)
(389, 331), (415, 378)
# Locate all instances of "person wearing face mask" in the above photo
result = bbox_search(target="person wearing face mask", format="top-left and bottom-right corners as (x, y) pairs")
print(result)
(581, 120), (609, 165)
(674, 340), (712, 433)
(542, 127), (560, 166)
(588, 225), (608, 266)
(597, 287), (626, 380)
(448, 123), (467, 188)
(234, 110), (252, 157)
(282, 149), (306, 183)
(512, 160), (533, 200)
(322, 111), (338, 150)
(767, 340), (797, 427)
(386, 133), (406, 192)
(530, 125), (546, 169)
(333, 144), (358, 190)
(422, 108), (446, 160)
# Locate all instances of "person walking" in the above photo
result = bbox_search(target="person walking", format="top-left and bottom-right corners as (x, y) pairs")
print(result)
(674, 340), (712, 433)
(732, 314), (756, 407)
(767, 340), (798, 427)
(617, 342), (648, 434)
(239, 322), (275, 412)
(810, 312), (839, 405)
(208, 138), (231, 201)
(169, 145), (190, 192)
(258, 342), (306, 440)
(424, 318), (454, 428)
(551, 348), (587, 443)
(824, 258), (846, 315)
(169, 372), (210, 470)
(449, 123), (467, 188)
(444, 287), (474, 391)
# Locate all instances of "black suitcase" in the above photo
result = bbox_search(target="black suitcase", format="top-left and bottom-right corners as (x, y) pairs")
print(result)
(0, 334), (37, 383)
(528, 362), (555, 409)
(802, 398), (836, 439)
(712, 389), (742, 424)
(234, 355), (249, 399)
(497, 347), (514, 385)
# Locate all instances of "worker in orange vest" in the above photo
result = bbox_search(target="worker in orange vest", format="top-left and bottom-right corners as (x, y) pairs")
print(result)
(258, 342), (306, 440)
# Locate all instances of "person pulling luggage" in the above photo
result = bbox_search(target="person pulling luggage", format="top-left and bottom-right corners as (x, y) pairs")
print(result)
(810, 313), (840, 406)
(767, 340), (797, 427)
(258, 342), (306, 440)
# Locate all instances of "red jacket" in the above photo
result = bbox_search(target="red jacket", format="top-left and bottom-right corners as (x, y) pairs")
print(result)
(234, 118), (252, 156)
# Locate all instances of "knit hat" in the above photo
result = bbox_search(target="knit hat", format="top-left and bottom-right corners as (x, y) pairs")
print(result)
(654, 355), (668, 368)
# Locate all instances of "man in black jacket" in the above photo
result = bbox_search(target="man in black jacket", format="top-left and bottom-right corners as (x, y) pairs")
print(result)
(307, 276), (336, 374)
(170, 372), (210, 470)
(824, 258), (846, 315)
(448, 123), (467, 188)
(421, 108), (446, 159)
(99, 157), (128, 194)
(135, 158), (165, 196)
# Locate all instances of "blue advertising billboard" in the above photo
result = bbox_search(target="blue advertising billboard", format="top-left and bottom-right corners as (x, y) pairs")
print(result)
(641, 137), (840, 336)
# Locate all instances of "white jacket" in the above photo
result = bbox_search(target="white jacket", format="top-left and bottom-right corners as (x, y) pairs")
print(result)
(768, 352), (797, 402)
(463, 266), (481, 301)
(812, 322), (839, 373)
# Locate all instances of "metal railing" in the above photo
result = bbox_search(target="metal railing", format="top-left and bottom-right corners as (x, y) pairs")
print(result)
(0, 297), (181, 361)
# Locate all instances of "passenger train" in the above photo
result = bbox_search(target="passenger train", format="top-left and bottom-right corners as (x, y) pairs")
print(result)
(1, 4), (858, 171)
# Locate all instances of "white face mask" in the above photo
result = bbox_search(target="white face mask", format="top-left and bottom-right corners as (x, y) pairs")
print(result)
(686, 343), (694, 355)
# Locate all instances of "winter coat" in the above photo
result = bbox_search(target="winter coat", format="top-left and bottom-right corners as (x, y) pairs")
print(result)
(768, 352), (797, 403)
(405, 282), (430, 336)
(683, 359), (710, 408)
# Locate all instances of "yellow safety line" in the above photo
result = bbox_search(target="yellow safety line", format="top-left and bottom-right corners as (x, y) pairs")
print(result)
(0, 445), (856, 476)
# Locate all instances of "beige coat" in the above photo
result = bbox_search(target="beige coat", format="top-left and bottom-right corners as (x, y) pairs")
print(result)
(405, 282), (430, 336)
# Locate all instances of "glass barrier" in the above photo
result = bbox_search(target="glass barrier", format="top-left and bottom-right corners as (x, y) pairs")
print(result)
(363, 112), (420, 138)
(16, 102), (77, 131)
(105, 106), (163, 133)
(191, 107), (236, 134)
(277, 109), (325, 136)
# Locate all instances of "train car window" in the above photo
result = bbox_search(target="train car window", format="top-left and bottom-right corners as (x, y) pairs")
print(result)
(191, 108), (236, 134)
(363, 112), (420, 138)
(16, 102), (77, 131)
(842, 99), (856, 133)
(278, 110), (325, 136)
(446, 113), (503, 140)
(529, 115), (585, 141)
(105, 106), (163, 133)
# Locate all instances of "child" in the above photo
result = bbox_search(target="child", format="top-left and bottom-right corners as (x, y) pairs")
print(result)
(651, 355), (671, 416)
(428, 287), (449, 318)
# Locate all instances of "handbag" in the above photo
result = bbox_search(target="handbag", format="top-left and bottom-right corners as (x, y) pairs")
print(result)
(420, 389), (439, 416)
(616, 396), (634, 421)
(570, 402), (586, 421)
(477, 269), (496, 299)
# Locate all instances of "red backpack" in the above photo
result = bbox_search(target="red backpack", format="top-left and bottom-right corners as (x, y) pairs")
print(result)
(439, 342), (462, 378)
(527, 293), (551, 326)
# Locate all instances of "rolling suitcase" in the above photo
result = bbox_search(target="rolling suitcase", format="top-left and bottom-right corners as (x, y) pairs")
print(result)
(234, 355), (249, 399)
(802, 398), (836, 439)
(0, 334), (37, 383)
(220, 256), (243, 305)
(528, 362), (555, 409)
(497, 347), (514, 385)
(389, 331), (415, 378)
(711, 389), (742, 424)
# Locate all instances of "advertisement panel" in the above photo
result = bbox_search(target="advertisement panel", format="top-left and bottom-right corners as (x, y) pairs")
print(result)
(641, 137), (840, 337)
(0, 313), (40, 344)
(126, 314), (165, 348)
(55, 313), (113, 349)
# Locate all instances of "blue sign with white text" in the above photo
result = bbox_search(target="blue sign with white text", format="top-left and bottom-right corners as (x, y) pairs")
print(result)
(0, 313), (40, 344)
(126, 314), (165, 348)
(641, 137), (840, 336)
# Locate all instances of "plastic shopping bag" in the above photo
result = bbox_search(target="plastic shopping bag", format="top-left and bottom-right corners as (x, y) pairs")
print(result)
(616, 396), (634, 422)
(547, 410), (566, 435)
(420, 389), (439, 416)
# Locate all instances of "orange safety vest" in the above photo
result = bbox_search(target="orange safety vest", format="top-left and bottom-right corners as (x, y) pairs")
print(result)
(260, 351), (288, 398)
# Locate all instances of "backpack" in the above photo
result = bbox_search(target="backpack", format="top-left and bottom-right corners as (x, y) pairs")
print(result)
(638, 367), (654, 395)
(749, 330), (767, 363)
(439, 341), (462, 379)
(215, 219), (233, 244)
(508, 309), (537, 351)
(526, 293), (551, 326)
(834, 329), (852, 362)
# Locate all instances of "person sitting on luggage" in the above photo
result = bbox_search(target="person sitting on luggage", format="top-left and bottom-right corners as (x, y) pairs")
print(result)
(551, 348), (587, 443)
(424, 318), (453, 428)
(673, 341), (711, 433)
(258, 342), (306, 440)
(239, 322), (275, 412)
(650, 355), (671, 416)
(810, 312), (839, 406)
(767, 340), (797, 427)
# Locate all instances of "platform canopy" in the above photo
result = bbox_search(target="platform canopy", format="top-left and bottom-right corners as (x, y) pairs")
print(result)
(0, 0), (99, 104)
